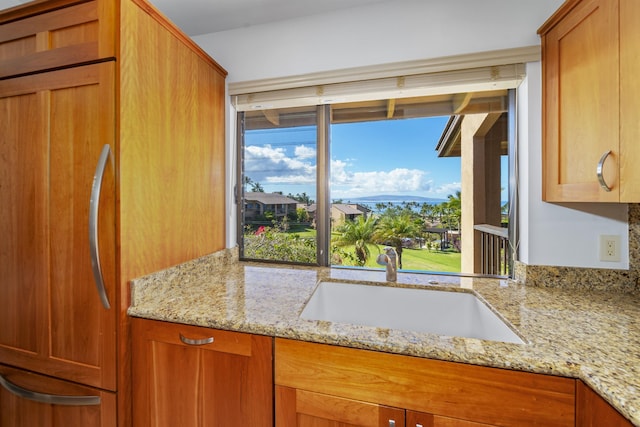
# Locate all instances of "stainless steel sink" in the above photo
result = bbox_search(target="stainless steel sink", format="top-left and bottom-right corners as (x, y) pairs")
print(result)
(300, 281), (524, 344)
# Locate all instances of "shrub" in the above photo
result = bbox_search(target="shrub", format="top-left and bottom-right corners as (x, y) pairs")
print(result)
(243, 224), (316, 263)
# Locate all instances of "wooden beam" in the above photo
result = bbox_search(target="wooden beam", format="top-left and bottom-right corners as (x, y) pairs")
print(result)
(262, 109), (280, 126)
(386, 98), (396, 119)
(453, 92), (473, 114)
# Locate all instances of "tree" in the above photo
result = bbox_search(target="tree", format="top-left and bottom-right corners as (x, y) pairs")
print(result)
(443, 191), (461, 230)
(287, 192), (314, 204)
(244, 176), (264, 192)
(373, 213), (421, 269)
(332, 215), (378, 266)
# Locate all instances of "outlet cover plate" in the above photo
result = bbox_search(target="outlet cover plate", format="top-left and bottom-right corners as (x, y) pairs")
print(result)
(599, 234), (621, 262)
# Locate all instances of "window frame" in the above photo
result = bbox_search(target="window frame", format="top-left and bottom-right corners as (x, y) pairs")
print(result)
(234, 56), (526, 275)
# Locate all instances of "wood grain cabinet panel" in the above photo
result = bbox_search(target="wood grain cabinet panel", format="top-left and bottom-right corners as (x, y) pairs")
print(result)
(576, 381), (633, 427)
(275, 339), (575, 427)
(0, 0), (116, 79)
(1, 0), (227, 425)
(276, 386), (404, 427)
(0, 364), (116, 427)
(407, 411), (498, 427)
(132, 318), (273, 427)
(0, 63), (117, 391)
(539, 0), (640, 202)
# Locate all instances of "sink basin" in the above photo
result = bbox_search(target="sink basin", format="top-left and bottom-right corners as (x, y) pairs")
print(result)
(300, 281), (524, 344)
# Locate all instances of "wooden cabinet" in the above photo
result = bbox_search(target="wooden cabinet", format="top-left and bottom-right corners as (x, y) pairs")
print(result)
(539, 0), (640, 202)
(407, 411), (497, 427)
(131, 318), (273, 427)
(576, 381), (633, 427)
(0, 364), (116, 427)
(0, 0), (227, 425)
(0, 0), (115, 79)
(276, 386), (404, 427)
(0, 62), (117, 390)
(275, 339), (575, 427)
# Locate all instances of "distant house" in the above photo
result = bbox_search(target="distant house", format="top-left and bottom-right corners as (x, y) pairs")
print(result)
(304, 203), (370, 226)
(331, 204), (369, 225)
(244, 192), (298, 221)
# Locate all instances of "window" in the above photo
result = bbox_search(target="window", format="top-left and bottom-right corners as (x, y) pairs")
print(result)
(237, 89), (515, 276)
(239, 106), (319, 264)
(234, 59), (523, 276)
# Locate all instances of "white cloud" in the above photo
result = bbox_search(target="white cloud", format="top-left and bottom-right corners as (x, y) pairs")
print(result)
(245, 144), (456, 198)
(433, 182), (461, 197)
(331, 163), (433, 198)
(245, 144), (315, 184)
(294, 145), (316, 159)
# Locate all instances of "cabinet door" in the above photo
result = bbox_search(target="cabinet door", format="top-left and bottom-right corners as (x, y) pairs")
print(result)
(276, 385), (404, 427)
(576, 381), (633, 427)
(0, 62), (116, 390)
(407, 411), (497, 427)
(619, 0), (640, 202)
(541, 0), (620, 202)
(132, 318), (273, 427)
(0, 0), (116, 79)
(0, 364), (116, 427)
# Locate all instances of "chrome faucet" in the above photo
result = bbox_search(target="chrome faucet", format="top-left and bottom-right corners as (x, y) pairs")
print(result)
(376, 247), (397, 282)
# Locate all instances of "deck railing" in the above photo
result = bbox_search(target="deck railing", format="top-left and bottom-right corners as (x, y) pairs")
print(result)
(474, 224), (510, 276)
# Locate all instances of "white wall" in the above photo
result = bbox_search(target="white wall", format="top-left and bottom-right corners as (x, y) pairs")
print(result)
(194, 0), (630, 269)
(194, 0), (564, 84)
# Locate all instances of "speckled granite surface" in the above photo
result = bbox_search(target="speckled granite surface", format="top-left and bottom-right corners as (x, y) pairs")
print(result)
(129, 248), (640, 426)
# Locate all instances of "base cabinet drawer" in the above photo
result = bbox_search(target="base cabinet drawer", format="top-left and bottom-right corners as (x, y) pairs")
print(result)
(132, 318), (273, 427)
(0, 364), (116, 427)
(276, 385), (405, 427)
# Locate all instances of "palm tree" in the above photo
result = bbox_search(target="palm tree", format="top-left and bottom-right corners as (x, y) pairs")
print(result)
(373, 213), (421, 269)
(332, 215), (378, 266)
(445, 191), (461, 230)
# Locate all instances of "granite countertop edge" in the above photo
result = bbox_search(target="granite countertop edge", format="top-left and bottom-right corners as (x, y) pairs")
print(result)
(127, 250), (640, 426)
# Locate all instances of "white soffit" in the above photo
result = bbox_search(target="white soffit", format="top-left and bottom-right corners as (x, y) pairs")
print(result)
(231, 46), (537, 111)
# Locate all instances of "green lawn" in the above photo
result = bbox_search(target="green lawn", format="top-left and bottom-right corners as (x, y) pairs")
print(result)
(351, 244), (460, 273)
(282, 227), (462, 273)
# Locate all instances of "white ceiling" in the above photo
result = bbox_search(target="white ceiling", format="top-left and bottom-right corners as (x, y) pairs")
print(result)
(0, 0), (388, 36)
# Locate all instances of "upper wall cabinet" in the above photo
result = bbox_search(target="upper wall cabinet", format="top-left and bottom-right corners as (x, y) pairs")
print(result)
(0, 0), (116, 79)
(539, 0), (640, 202)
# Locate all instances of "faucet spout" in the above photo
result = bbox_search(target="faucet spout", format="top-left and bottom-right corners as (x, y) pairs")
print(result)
(376, 247), (397, 282)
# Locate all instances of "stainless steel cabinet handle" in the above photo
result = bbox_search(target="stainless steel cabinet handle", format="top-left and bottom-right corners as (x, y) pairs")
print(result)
(388, 421), (396, 427)
(0, 374), (100, 406)
(596, 150), (613, 192)
(89, 144), (112, 309)
(179, 333), (214, 346)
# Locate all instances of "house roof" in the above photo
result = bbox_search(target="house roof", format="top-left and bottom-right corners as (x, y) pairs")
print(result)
(333, 204), (365, 215)
(436, 111), (509, 158)
(245, 192), (298, 204)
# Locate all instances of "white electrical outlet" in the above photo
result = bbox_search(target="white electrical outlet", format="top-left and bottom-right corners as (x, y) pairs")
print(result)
(599, 235), (621, 262)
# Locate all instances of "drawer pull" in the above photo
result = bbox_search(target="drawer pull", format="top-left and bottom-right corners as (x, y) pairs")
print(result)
(388, 421), (396, 427)
(179, 333), (214, 346)
(0, 374), (100, 406)
(596, 150), (612, 192)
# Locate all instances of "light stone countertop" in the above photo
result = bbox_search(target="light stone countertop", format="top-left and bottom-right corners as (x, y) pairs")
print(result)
(128, 250), (640, 426)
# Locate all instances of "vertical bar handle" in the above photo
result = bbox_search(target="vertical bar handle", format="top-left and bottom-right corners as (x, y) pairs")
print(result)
(388, 421), (396, 427)
(89, 144), (111, 309)
(596, 150), (612, 192)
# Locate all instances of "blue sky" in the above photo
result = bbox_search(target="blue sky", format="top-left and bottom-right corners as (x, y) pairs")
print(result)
(330, 116), (458, 201)
(244, 115), (508, 202)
